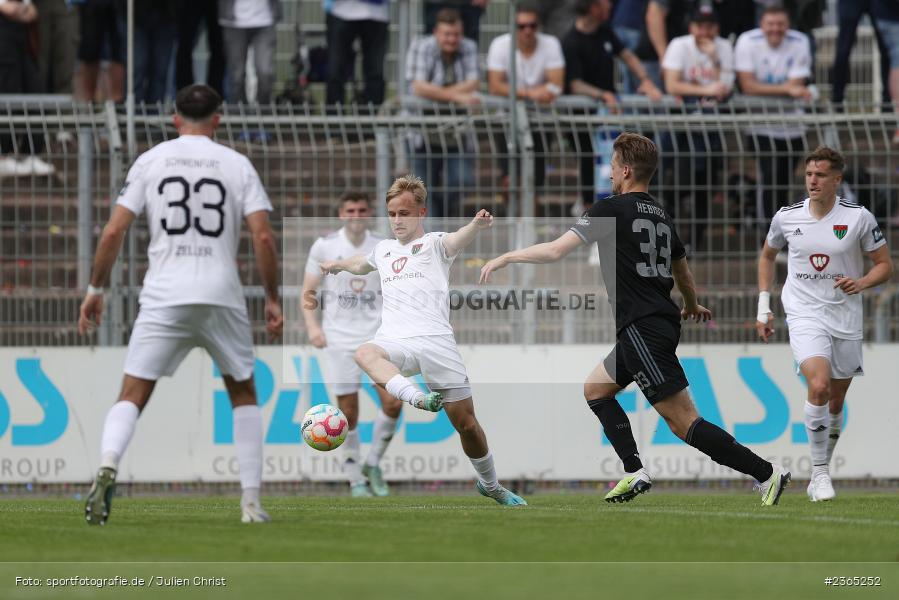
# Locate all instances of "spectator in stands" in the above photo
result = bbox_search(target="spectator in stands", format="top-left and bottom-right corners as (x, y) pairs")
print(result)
(424, 0), (488, 44)
(0, 0), (55, 176)
(219, 0), (281, 104)
(33, 0), (78, 94)
(176, 0), (225, 97)
(563, 0), (662, 210)
(487, 1), (564, 197)
(872, 0), (899, 144)
(613, 0), (662, 93)
(487, 2), (564, 105)
(645, 0), (700, 88)
(407, 8), (479, 219)
(325, 0), (389, 106)
(133, 1), (177, 104)
(536, 0), (579, 39)
(75, 0), (125, 103)
(830, 0), (891, 107)
(660, 7), (734, 249)
(735, 6), (812, 220)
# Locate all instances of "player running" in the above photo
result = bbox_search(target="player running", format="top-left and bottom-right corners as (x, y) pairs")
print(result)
(78, 84), (283, 525)
(319, 175), (527, 506)
(757, 146), (892, 502)
(481, 132), (791, 506)
(302, 191), (404, 497)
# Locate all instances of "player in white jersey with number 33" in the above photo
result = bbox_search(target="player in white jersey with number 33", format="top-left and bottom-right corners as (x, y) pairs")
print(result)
(757, 146), (892, 502)
(78, 85), (284, 525)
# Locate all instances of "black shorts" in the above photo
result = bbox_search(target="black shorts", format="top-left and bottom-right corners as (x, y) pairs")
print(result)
(603, 316), (688, 405)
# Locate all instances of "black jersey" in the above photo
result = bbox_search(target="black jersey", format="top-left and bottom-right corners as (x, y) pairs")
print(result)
(569, 192), (687, 333)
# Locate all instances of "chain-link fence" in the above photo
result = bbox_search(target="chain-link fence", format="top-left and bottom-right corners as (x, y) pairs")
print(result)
(2, 95), (897, 346)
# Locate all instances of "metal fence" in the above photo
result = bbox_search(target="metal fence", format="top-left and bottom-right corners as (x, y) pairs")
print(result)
(1, 95), (898, 346)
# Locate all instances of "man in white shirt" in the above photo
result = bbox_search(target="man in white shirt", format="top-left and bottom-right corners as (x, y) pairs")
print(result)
(302, 191), (403, 497)
(735, 6), (813, 222)
(219, 0), (282, 104)
(757, 146), (893, 502)
(325, 0), (390, 105)
(320, 175), (527, 506)
(660, 7), (733, 250)
(78, 84), (284, 525)
(486, 2), (565, 104)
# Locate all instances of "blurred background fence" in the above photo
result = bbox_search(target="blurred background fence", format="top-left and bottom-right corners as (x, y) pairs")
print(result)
(2, 94), (897, 347)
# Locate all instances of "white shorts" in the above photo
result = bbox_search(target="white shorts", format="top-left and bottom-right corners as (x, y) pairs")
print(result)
(124, 305), (255, 382)
(787, 317), (864, 379)
(368, 334), (471, 402)
(323, 345), (364, 396)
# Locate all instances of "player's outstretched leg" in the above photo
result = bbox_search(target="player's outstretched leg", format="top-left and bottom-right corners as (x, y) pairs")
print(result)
(584, 364), (652, 504)
(362, 389), (403, 497)
(225, 376), (270, 523)
(444, 398), (526, 506)
(588, 397), (652, 503)
(86, 377), (152, 525)
(355, 344), (443, 412)
(655, 390), (790, 506)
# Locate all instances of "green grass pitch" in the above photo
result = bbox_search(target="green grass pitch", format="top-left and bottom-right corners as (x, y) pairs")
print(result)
(1, 492), (896, 599)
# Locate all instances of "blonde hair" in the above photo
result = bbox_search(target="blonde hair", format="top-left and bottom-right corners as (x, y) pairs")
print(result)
(386, 174), (428, 205)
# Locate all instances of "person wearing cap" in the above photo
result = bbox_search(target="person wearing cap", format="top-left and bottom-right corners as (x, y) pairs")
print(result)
(658, 7), (733, 251)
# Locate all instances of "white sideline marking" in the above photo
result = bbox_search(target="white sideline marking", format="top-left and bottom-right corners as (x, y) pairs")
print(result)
(614, 506), (899, 528)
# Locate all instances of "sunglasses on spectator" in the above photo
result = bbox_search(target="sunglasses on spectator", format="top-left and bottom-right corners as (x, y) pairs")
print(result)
(517, 22), (539, 30)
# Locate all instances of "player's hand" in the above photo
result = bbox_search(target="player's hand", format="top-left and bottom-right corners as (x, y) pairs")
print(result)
(756, 313), (775, 343)
(78, 294), (104, 335)
(265, 299), (284, 341)
(307, 325), (327, 348)
(681, 303), (712, 323)
(471, 209), (493, 230)
(479, 256), (507, 284)
(834, 277), (864, 295)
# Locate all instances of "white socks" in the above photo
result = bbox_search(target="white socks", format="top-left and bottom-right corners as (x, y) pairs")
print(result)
(805, 401), (829, 476)
(385, 374), (425, 407)
(233, 405), (263, 504)
(366, 410), (398, 468)
(99, 401), (140, 470)
(343, 428), (365, 485)
(469, 451), (499, 492)
(826, 410), (843, 466)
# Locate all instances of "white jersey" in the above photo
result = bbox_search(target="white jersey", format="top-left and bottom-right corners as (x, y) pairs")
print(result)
(366, 232), (455, 339)
(117, 135), (273, 310)
(304, 227), (383, 348)
(734, 28), (811, 139)
(766, 198), (886, 340)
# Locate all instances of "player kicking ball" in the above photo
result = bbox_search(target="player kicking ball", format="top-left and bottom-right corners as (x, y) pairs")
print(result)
(302, 191), (404, 497)
(78, 85), (283, 524)
(481, 133), (791, 506)
(320, 175), (526, 506)
(757, 146), (892, 502)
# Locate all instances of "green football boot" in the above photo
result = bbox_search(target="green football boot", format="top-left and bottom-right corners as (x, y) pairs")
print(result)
(604, 469), (652, 503)
(85, 467), (117, 525)
(362, 464), (389, 497)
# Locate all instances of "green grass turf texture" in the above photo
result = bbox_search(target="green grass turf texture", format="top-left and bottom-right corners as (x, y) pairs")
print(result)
(1, 493), (896, 599)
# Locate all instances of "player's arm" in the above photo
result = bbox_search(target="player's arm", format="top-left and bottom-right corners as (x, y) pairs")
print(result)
(320, 254), (376, 276)
(479, 230), (583, 283)
(301, 270), (327, 348)
(671, 257), (712, 322)
(756, 242), (780, 342)
(442, 209), (494, 258)
(246, 210), (284, 340)
(78, 205), (136, 335)
(834, 245), (894, 295)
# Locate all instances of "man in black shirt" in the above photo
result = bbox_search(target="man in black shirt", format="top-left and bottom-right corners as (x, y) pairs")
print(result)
(562, 0), (663, 210)
(481, 132), (790, 506)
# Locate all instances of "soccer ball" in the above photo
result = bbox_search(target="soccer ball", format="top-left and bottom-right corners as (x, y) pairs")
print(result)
(301, 404), (348, 451)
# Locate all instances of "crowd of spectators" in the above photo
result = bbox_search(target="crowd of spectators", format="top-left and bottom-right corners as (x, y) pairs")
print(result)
(1, 0), (897, 232)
